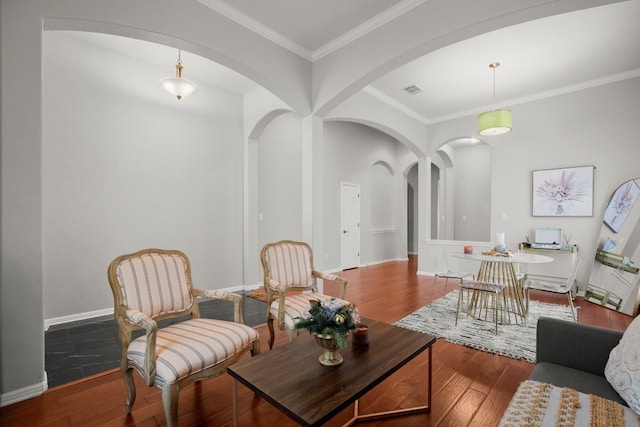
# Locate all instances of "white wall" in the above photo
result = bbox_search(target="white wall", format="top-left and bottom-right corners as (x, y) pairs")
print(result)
(243, 89), (294, 286)
(0, 0), (630, 404)
(257, 112), (304, 247)
(423, 77), (640, 289)
(322, 121), (413, 268)
(453, 144), (491, 241)
(42, 32), (245, 320)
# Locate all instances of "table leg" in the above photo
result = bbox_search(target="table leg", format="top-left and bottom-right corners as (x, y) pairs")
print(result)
(342, 346), (432, 426)
(232, 378), (238, 427)
(428, 344), (432, 407)
(474, 261), (527, 324)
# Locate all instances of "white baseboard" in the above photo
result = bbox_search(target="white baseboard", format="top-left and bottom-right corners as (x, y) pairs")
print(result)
(362, 257), (408, 266)
(324, 257), (411, 274)
(44, 284), (260, 330)
(0, 378), (47, 407)
(45, 308), (113, 330)
(417, 270), (436, 276)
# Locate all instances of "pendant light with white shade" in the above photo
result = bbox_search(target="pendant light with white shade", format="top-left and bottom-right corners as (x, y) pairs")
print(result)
(477, 62), (512, 136)
(160, 50), (198, 100)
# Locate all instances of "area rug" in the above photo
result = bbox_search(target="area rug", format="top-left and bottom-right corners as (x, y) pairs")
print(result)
(394, 290), (576, 362)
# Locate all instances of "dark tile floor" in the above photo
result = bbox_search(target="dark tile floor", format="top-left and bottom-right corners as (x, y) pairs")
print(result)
(45, 293), (267, 388)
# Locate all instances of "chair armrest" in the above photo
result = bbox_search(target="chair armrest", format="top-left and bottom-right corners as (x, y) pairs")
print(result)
(313, 270), (348, 299)
(263, 276), (286, 294)
(536, 317), (623, 376)
(125, 309), (158, 386)
(193, 288), (245, 324)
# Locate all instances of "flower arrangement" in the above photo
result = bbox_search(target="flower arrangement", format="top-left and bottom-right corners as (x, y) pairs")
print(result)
(295, 298), (360, 348)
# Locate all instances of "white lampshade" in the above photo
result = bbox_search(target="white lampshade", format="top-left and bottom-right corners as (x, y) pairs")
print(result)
(477, 109), (512, 136)
(160, 76), (198, 100)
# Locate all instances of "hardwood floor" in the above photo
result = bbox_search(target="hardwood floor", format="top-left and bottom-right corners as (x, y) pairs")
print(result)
(1, 256), (633, 426)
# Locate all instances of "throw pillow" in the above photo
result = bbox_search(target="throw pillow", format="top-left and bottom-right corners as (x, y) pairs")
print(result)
(605, 314), (640, 415)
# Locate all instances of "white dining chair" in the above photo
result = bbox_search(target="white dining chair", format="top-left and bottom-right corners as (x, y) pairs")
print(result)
(456, 279), (505, 335)
(524, 257), (581, 321)
(432, 248), (475, 292)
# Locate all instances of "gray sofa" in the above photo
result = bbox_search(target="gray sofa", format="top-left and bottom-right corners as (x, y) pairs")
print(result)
(529, 317), (627, 407)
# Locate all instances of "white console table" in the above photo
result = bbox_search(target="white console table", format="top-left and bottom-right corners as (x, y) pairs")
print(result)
(519, 245), (579, 279)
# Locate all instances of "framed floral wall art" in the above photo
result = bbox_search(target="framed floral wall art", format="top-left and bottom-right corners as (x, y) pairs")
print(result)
(532, 166), (595, 217)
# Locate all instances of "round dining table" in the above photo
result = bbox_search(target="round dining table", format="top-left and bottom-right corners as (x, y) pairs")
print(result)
(451, 251), (553, 324)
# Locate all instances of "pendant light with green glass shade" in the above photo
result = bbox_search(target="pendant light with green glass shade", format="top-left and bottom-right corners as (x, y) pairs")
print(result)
(477, 63), (512, 136)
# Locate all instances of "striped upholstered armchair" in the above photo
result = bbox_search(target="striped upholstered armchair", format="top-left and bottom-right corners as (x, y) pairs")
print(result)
(107, 248), (260, 427)
(260, 240), (348, 349)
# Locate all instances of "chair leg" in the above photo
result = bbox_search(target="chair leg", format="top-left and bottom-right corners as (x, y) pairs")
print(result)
(162, 383), (180, 427)
(494, 291), (500, 335)
(455, 289), (463, 326)
(464, 287), (472, 307)
(567, 293), (576, 322)
(251, 339), (261, 356)
(122, 367), (136, 414)
(267, 317), (275, 349)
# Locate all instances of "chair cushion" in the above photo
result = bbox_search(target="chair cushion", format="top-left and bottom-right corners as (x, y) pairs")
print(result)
(460, 280), (503, 293)
(524, 277), (569, 294)
(128, 318), (258, 384)
(531, 362), (627, 406)
(605, 314), (640, 415)
(270, 292), (349, 329)
(499, 380), (637, 426)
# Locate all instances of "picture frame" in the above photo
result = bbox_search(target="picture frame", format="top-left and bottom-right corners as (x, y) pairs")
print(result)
(532, 166), (594, 217)
(603, 179), (640, 233)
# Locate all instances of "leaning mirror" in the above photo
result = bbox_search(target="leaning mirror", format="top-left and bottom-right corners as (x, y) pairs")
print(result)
(586, 178), (640, 316)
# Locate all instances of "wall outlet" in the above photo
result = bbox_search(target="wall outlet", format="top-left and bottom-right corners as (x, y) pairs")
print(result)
(324, 254), (329, 261)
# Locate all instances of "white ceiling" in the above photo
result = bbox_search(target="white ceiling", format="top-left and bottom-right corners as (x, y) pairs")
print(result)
(197, 0), (413, 58)
(68, 0), (640, 123)
(369, 0), (640, 123)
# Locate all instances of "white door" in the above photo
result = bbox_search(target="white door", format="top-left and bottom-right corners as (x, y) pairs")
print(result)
(341, 183), (361, 269)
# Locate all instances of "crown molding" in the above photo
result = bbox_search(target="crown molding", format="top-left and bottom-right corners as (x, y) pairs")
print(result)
(365, 69), (640, 126)
(431, 68), (640, 125)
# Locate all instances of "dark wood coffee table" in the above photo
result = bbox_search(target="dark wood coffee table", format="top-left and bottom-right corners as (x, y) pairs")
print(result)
(228, 318), (436, 426)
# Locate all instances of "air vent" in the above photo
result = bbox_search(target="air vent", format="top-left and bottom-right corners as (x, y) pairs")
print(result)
(403, 84), (422, 95)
